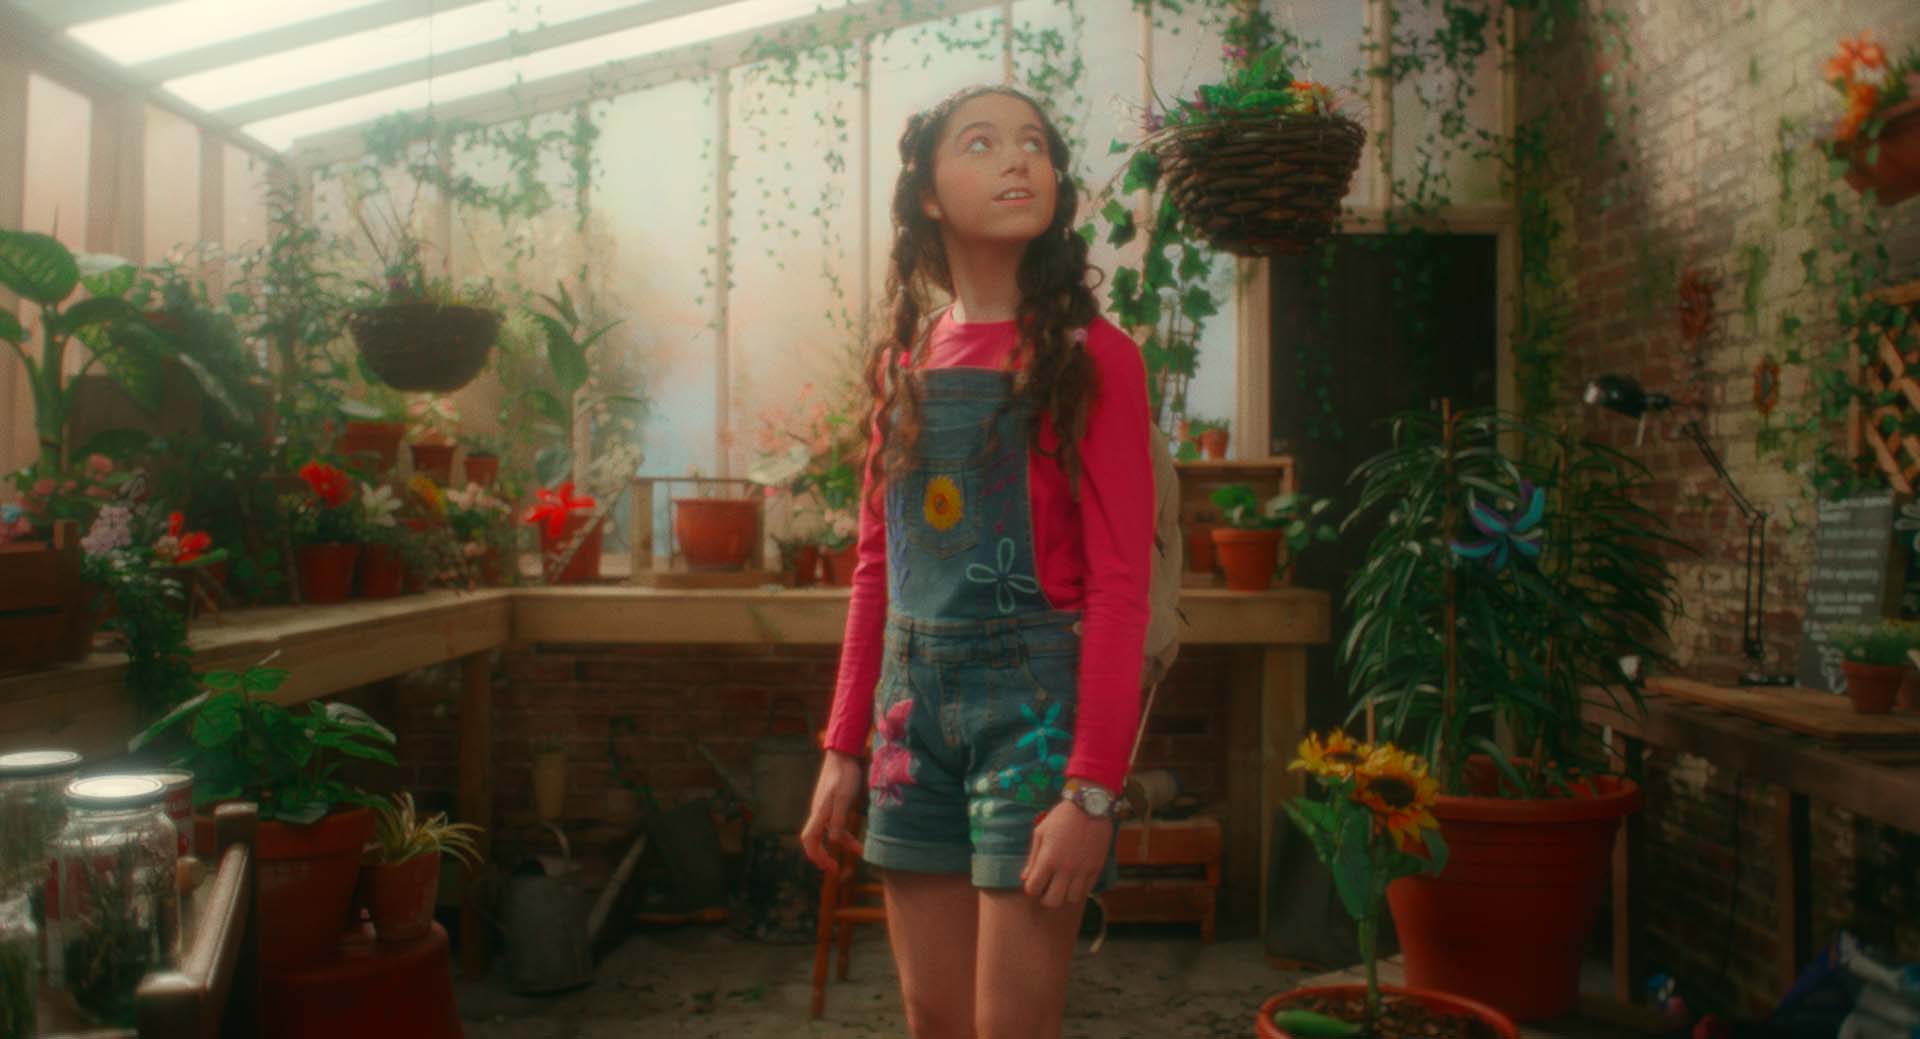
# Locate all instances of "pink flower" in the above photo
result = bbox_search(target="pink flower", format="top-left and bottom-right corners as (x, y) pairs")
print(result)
(31, 479), (54, 497)
(86, 454), (113, 478)
(869, 698), (917, 805)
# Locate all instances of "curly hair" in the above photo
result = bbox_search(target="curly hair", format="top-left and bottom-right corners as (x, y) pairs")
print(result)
(863, 84), (1103, 498)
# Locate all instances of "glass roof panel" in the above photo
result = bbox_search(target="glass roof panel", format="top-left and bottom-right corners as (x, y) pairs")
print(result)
(67, 0), (385, 67)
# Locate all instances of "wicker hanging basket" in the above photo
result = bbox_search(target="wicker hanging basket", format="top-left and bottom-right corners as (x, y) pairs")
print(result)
(1150, 110), (1366, 257)
(347, 302), (502, 393)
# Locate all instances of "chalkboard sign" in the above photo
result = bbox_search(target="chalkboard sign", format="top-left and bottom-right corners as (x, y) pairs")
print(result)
(1796, 491), (1906, 692)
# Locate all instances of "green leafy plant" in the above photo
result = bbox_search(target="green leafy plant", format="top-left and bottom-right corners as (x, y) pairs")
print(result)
(1342, 407), (1684, 797)
(1825, 619), (1920, 668)
(1283, 731), (1447, 1030)
(1210, 485), (1338, 554)
(367, 792), (483, 867)
(522, 282), (639, 487)
(131, 663), (398, 825)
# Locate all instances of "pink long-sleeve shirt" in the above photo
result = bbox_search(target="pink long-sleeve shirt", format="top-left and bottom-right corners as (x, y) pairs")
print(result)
(823, 311), (1154, 792)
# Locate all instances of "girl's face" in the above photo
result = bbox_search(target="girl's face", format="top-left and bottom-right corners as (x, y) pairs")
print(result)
(922, 92), (1057, 245)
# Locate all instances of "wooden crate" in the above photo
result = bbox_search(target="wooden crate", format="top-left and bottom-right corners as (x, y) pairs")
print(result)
(1102, 815), (1222, 941)
(627, 477), (779, 588)
(0, 521), (92, 675)
(1175, 458), (1299, 588)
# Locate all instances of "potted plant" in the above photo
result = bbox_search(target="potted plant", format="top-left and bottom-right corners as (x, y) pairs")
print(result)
(459, 432), (504, 487)
(362, 792), (482, 944)
(820, 509), (861, 587)
(446, 481), (516, 586)
(76, 502), (226, 717)
(1260, 732), (1516, 1039)
(285, 461), (365, 604)
(1817, 32), (1920, 205)
(334, 381), (410, 477)
(531, 734), (568, 822)
(1188, 416), (1231, 460)
(355, 481), (408, 599)
(1828, 619), (1918, 715)
(1342, 406), (1682, 1021)
(1136, 14), (1363, 256)
(132, 663), (398, 968)
(525, 481), (603, 584)
(1209, 485), (1337, 591)
(341, 188), (501, 393)
(406, 395), (460, 484)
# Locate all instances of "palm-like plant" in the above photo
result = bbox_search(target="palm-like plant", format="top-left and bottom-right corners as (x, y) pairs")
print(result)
(1341, 405), (1685, 797)
(366, 792), (483, 867)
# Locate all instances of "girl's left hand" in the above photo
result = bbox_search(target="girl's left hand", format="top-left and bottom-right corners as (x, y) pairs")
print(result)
(1022, 804), (1113, 909)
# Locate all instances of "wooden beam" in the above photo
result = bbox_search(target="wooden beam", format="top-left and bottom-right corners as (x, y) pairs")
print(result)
(457, 650), (494, 979)
(1259, 645), (1308, 938)
(714, 70), (732, 479)
(1223, 647), (1262, 939)
(1234, 258), (1271, 458)
(1001, 1), (1014, 85)
(291, 0), (1011, 166)
(15, 0), (179, 29)
(0, 63), (26, 480)
(213, 0), (739, 126)
(119, 98), (148, 265)
(0, 5), (276, 160)
(128, 0), (494, 85)
(1773, 789), (1811, 997)
(858, 38), (872, 351)
(198, 127), (225, 293)
(1367, 0), (1392, 209)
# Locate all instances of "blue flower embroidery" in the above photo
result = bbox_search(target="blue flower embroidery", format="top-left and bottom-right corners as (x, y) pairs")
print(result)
(1450, 480), (1545, 572)
(965, 537), (1039, 614)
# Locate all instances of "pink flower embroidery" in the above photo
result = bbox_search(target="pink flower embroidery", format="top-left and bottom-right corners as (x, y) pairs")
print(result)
(869, 697), (917, 806)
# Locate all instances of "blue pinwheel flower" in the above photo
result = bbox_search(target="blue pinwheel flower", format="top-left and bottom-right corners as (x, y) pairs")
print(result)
(1450, 480), (1545, 572)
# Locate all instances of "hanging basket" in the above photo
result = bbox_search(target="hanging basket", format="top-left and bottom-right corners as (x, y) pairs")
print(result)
(1149, 111), (1365, 257)
(348, 302), (502, 393)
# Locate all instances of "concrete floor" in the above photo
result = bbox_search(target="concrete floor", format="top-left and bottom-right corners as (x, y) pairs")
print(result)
(457, 924), (1310, 1038)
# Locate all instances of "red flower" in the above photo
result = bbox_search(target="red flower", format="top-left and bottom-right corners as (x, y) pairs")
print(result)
(156, 511), (214, 565)
(298, 462), (352, 509)
(524, 481), (597, 540)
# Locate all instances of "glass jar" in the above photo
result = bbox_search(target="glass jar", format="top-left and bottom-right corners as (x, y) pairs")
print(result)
(0, 888), (36, 1039)
(0, 749), (81, 893)
(46, 775), (180, 1027)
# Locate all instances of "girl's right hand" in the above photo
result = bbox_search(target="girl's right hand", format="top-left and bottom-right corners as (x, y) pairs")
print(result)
(800, 749), (866, 871)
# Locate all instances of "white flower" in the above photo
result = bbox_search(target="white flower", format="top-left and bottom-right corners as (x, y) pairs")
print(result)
(81, 505), (133, 557)
(360, 483), (400, 528)
(748, 444), (811, 489)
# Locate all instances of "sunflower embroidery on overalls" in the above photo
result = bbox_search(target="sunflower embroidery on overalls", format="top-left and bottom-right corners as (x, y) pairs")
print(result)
(869, 696), (917, 806)
(994, 701), (1070, 805)
(965, 537), (1040, 614)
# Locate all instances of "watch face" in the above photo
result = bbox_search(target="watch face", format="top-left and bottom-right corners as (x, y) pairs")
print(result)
(1081, 787), (1113, 816)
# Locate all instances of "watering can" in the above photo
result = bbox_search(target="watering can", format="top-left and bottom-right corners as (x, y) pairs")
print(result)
(493, 830), (593, 995)
(750, 696), (820, 834)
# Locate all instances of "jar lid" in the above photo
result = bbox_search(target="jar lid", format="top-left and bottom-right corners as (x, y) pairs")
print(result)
(0, 749), (83, 777)
(65, 775), (166, 809)
(103, 770), (192, 794)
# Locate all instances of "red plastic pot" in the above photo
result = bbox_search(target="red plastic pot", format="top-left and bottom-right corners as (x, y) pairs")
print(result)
(198, 806), (374, 969)
(1211, 527), (1280, 591)
(1258, 984), (1518, 1039)
(463, 453), (500, 487)
(335, 421), (405, 474)
(1841, 660), (1903, 715)
(791, 544), (821, 587)
(1198, 428), (1229, 460)
(357, 543), (408, 599)
(673, 498), (758, 570)
(1185, 523), (1217, 574)
(1387, 763), (1643, 1021)
(409, 442), (456, 484)
(297, 543), (361, 605)
(364, 851), (442, 944)
(539, 512), (604, 584)
(825, 544), (859, 587)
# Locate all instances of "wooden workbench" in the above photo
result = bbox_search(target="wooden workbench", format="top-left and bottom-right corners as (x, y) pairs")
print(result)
(1584, 686), (1920, 1008)
(0, 583), (1329, 953)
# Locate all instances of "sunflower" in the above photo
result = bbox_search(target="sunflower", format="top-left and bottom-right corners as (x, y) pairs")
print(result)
(1289, 730), (1372, 780)
(1352, 748), (1441, 853)
(923, 475), (964, 531)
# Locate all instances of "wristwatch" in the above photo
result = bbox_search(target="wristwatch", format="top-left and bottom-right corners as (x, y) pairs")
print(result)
(1061, 778), (1119, 820)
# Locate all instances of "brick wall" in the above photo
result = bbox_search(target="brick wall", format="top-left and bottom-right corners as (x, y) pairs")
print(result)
(1530, 0), (1920, 1015)
(365, 644), (1238, 874)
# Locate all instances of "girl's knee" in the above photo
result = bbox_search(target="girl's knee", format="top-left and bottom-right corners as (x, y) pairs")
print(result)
(904, 998), (975, 1039)
(976, 1004), (1058, 1039)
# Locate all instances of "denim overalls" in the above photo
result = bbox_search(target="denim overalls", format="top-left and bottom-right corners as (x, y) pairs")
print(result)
(863, 366), (1119, 891)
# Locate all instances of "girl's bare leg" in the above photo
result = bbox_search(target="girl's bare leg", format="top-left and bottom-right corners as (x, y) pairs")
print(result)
(882, 869), (981, 1039)
(973, 889), (1083, 1039)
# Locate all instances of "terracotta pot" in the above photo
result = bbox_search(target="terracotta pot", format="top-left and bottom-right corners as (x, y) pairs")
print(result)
(364, 851), (443, 944)
(463, 453), (500, 487)
(1258, 984), (1518, 1039)
(478, 548), (508, 587)
(790, 544), (821, 587)
(1185, 523), (1217, 574)
(825, 544), (860, 586)
(1899, 668), (1920, 713)
(1837, 99), (1920, 206)
(297, 543), (362, 605)
(1387, 761), (1643, 1021)
(539, 512), (603, 584)
(1198, 428), (1229, 460)
(335, 421), (406, 474)
(358, 543), (408, 600)
(1211, 527), (1281, 591)
(409, 442), (456, 485)
(197, 806), (374, 969)
(533, 751), (567, 821)
(1841, 660), (1903, 715)
(672, 498), (758, 570)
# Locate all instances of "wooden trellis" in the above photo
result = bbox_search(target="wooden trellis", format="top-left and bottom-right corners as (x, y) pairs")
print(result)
(1848, 280), (1920, 493)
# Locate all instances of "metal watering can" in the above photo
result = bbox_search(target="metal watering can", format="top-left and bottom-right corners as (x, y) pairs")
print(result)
(492, 829), (594, 995)
(750, 696), (821, 835)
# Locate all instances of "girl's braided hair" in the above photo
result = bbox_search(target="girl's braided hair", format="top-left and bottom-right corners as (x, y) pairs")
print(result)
(863, 84), (1103, 497)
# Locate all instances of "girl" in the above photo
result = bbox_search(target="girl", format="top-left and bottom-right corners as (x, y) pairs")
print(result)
(799, 84), (1154, 1039)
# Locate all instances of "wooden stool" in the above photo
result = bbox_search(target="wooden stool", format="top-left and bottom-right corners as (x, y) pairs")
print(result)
(810, 812), (886, 1019)
(1100, 816), (1222, 942)
(258, 922), (462, 1039)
